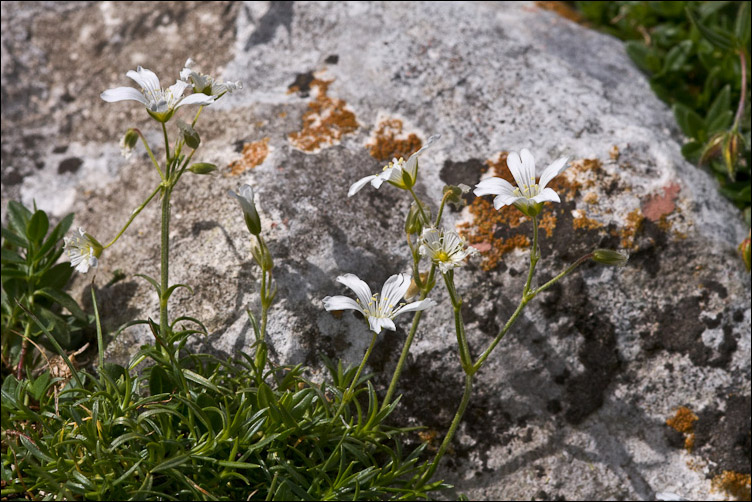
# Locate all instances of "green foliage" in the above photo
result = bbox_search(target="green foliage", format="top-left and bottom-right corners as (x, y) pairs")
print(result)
(576, 1), (751, 220)
(1, 202), (90, 375)
(1, 331), (441, 500)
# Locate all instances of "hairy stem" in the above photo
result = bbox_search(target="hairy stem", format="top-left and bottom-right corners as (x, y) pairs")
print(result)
(332, 330), (379, 423)
(103, 184), (162, 249)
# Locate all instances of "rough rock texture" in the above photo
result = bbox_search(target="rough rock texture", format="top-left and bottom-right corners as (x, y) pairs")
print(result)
(2, 2), (750, 500)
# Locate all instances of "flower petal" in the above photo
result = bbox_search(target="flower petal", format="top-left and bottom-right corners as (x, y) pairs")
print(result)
(348, 175), (378, 197)
(127, 67), (161, 92)
(337, 274), (373, 306)
(379, 317), (396, 332)
(519, 148), (537, 187)
(323, 295), (364, 313)
(493, 194), (525, 209)
(101, 87), (149, 105)
(530, 187), (561, 204)
(176, 92), (215, 108)
(392, 298), (437, 316)
(538, 156), (568, 190)
(379, 273), (411, 313)
(474, 177), (516, 197)
(169, 80), (190, 100)
(506, 151), (527, 190)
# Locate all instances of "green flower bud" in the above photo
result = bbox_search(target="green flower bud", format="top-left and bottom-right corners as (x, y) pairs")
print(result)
(592, 249), (629, 267)
(177, 119), (201, 149)
(188, 163), (217, 175)
(405, 201), (427, 234)
(229, 184), (262, 235)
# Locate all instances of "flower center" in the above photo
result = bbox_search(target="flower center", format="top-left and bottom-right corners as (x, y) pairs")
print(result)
(514, 182), (539, 199)
(436, 250), (450, 262)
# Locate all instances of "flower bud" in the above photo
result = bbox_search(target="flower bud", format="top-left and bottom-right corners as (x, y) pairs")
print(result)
(120, 129), (139, 159)
(251, 238), (274, 270)
(592, 249), (629, 267)
(188, 162), (217, 175)
(405, 201), (427, 234)
(229, 184), (262, 236)
(177, 119), (201, 149)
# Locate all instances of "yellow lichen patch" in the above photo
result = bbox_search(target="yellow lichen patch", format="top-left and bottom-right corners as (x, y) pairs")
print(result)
(288, 78), (358, 152)
(712, 471), (751, 500)
(366, 118), (423, 162)
(540, 212), (557, 238)
(229, 137), (270, 175)
(620, 209), (644, 249)
(571, 209), (603, 230)
(666, 406), (699, 452)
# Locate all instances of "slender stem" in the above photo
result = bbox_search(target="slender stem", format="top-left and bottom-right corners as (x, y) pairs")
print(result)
(443, 271), (473, 373)
(162, 122), (171, 172)
(531, 253), (593, 297)
(16, 324), (30, 380)
(408, 187), (430, 225)
(91, 286), (104, 373)
(103, 184), (162, 249)
(434, 191), (450, 227)
(191, 106), (205, 128)
(522, 215), (539, 297)
(135, 130), (164, 180)
(159, 185), (172, 341)
(332, 330), (379, 423)
(473, 298), (527, 372)
(381, 263), (437, 410)
(733, 49), (748, 130)
(417, 373), (473, 487)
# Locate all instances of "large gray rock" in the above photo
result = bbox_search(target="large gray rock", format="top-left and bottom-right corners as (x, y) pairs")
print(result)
(2, 2), (750, 500)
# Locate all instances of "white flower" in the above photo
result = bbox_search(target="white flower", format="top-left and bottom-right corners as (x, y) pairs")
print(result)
(228, 184), (261, 236)
(348, 134), (441, 196)
(63, 228), (102, 274)
(419, 227), (478, 273)
(180, 58), (242, 97)
(101, 66), (215, 122)
(474, 149), (568, 216)
(323, 273), (436, 333)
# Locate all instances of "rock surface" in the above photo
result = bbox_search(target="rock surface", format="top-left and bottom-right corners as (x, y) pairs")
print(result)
(2, 1), (750, 500)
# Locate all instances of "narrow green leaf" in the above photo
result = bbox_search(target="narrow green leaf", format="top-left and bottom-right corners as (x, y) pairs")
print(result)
(27, 210), (49, 244)
(35, 287), (87, 321)
(183, 369), (220, 393)
(150, 453), (191, 473)
(687, 7), (735, 51)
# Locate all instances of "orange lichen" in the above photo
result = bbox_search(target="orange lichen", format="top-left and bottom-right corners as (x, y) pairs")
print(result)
(366, 118), (423, 162)
(534, 1), (584, 23)
(229, 137), (270, 175)
(620, 209), (644, 249)
(583, 192), (598, 205)
(712, 471), (751, 500)
(458, 197), (530, 271)
(540, 212), (557, 237)
(666, 406), (699, 452)
(572, 210), (603, 230)
(288, 78), (358, 152)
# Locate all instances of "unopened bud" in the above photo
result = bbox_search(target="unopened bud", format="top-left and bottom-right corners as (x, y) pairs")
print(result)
(120, 129), (139, 159)
(405, 202), (426, 234)
(188, 162), (217, 175)
(592, 249), (629, 267)
(177, 119), (201, 149)
(229, 184), (262, 236)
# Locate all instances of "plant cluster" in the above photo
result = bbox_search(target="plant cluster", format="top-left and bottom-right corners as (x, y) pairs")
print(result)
(2, 57), (628, 500)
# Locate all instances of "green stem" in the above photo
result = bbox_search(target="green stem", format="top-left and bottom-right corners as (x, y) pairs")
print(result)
(418, 372), (473, 487)
(162, 122), (171, 172)
(332, 330), (379, 423)
(531, 253), (593, 297)
(159, 185), (172, 342)
(473, 298), (527, 372)
(91, 287), (104, 373)
(434, 193), (449, 227)
(443, 271), (473, 373)
(134, 130), (164, 180)
(522, 215), (539, 297)
(381, 263), (436, 410)
(103, 184), (162, 249)
(408, 187), (430, 225)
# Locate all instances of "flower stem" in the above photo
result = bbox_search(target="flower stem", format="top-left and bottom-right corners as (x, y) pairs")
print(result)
(531, 252), (593, 297)
(332, 330), (379, 423)
(417, 372), (473, 487)
(733, 49), (748, 131)
(159, 184), (172, 342)
(135, 130), (164, 180)
(381, 264), (436, 410)
(443, 271), (473, 373)
(434, 191), (451, 227)
(103, 184), (162, 249)
(162, 122), (171, 172)
(408, 187), (430, 225)
(522, 215), (539, 297)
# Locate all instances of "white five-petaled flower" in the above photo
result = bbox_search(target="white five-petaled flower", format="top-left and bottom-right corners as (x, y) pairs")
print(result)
(101, 66), (215, 123)
(180, 58), (243, 97)
(63, 228), (103, 274)
(419, 227), (479, 274)
(348, 135), (441, 197)
(474, 149), (568, 217)
(323, 273), (436, 333)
